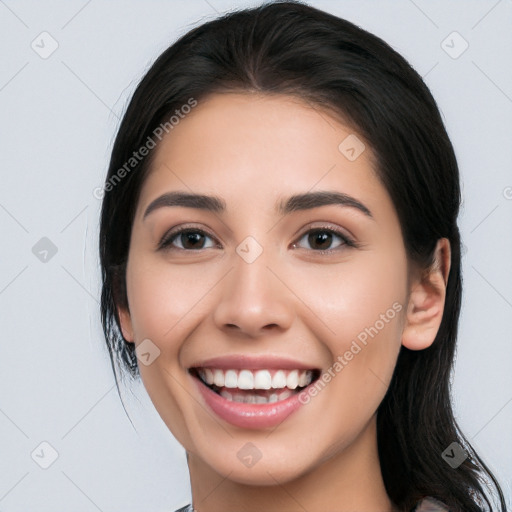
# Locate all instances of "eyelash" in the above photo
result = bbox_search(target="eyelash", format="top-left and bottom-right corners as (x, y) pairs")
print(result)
(157, 224), (358, 254)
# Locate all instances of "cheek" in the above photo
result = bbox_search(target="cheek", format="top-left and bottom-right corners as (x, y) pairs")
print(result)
(290, 249), (407, 350)
(125, 256), (210, 448)
(126, 255), (214, 344)
(289, 248), (407, 415)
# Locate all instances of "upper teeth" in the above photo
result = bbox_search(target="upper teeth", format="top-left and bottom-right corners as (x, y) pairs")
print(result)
(197, 368), (313, 390)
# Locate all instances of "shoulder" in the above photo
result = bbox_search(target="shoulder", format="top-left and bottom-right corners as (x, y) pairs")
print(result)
(174, 498), (451, 512)
(412, 497), (451, 511)
(173, 505), (194, 512)
(174, 499), (451, 512)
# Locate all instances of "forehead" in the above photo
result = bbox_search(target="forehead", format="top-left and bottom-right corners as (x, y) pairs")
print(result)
(153, 91), (368, 161)
(136, 92), (388, 220)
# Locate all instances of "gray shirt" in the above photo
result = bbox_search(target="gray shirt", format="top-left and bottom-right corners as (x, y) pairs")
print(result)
(173, 496), (450, 511)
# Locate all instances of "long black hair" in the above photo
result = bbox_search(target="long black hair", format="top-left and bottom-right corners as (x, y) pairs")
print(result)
(98, 2), (507, 510)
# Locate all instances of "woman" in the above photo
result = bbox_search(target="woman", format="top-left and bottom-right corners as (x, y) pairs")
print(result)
(98, 1), (507, 510)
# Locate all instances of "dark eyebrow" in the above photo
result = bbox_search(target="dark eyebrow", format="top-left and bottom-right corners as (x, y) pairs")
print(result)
(143, 190), (373, 220)
(277, 190), (373, 218)
(143, 192), (226, 219)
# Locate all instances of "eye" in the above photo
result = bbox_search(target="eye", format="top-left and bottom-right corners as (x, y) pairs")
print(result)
(158, 227), (219, 251)
(292, 227), (356, 252)
(158, 225), (357, 253)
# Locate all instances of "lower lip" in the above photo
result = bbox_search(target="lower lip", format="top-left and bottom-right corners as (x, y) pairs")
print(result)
(193, 376), (308, 429)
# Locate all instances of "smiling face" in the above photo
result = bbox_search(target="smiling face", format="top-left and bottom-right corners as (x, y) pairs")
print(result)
(118, 92), (411, 488)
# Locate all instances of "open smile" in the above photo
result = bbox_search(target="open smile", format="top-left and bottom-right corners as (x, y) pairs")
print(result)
(191, 367), (320, 404)
(189, 363), (322, 429)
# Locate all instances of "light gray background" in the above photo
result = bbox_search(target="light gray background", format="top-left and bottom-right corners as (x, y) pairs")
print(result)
(0, 1), (511, 510)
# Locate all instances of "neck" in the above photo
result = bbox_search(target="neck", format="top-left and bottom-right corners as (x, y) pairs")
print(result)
(187, 416), (398, 512)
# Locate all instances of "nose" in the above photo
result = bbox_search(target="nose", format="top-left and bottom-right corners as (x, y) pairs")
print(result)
(212, 247), (295, 338)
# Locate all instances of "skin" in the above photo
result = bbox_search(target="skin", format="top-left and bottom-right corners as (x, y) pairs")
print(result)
(117, 92), (451, 512)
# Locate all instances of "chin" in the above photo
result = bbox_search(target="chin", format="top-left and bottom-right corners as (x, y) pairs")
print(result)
(208, 454), (314, 486)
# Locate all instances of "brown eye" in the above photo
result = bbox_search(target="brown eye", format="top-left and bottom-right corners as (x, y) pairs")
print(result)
(294, 228), (354, 252)
(159, 229), (218, 251)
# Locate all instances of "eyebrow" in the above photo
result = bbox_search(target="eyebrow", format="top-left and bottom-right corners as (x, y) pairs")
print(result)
(143, 190), (373, 220)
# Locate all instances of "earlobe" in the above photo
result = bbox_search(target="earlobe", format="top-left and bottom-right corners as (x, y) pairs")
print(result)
(117, 306), (135, 343)
(401, 238), (451, 351)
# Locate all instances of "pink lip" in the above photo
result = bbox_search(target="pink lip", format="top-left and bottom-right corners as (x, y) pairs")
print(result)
(190, 354), (317, 371)
(193, 375), (307, 429)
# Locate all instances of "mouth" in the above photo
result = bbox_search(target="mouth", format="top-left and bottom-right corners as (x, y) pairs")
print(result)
(189, 367), (322, 405)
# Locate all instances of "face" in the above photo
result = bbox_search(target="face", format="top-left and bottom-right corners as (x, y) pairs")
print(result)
(119, 92), (410, 485)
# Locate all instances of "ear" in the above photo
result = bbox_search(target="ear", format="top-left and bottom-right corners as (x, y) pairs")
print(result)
(113, 265), (134, 343)
(402, 238), (451, 351)
(117, 305), (134, 343)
